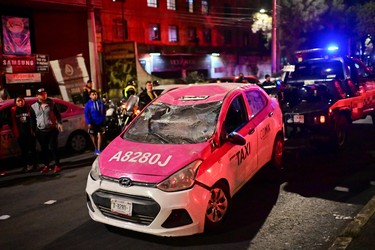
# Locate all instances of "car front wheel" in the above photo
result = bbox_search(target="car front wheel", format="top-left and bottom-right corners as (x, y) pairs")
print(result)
(204, 182), (230, 231)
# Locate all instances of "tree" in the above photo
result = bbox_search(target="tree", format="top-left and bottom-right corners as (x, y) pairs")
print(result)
(347, 1), (375, 65)
(279, 0), (348, 62)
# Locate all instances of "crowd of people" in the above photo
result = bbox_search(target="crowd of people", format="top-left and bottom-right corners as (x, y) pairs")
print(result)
(9, 88), (63, 174)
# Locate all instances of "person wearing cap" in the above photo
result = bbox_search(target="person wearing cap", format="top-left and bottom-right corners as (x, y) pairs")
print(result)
(30, 88), (63, 174)
(82, 79), (93, 104)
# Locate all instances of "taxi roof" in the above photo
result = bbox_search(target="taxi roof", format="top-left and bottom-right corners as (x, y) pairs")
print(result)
(157, 83), (257, 105)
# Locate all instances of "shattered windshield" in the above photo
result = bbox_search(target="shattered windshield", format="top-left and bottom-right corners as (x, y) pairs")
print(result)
(286, 61), (344, 81)
(123, 101), (222, 144)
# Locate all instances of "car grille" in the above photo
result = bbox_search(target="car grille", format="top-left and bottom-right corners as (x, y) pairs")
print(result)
(92, 189), (161, 225)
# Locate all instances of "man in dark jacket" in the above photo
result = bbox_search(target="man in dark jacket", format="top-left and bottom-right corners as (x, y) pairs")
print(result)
(30, 88), (63, 174)
(138, 81), (157, 110)
(84, 90), (106, 155)
(82, 79), (93, 104)
(11, 95), (37, 172)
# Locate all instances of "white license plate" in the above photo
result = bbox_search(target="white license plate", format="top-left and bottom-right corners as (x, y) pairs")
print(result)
(111, 199), (132, 216)
(293, 115), (304, 124)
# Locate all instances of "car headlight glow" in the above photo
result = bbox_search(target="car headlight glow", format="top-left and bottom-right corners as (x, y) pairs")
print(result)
(157, 160), (202, 192)
(90, 157), (101, 181)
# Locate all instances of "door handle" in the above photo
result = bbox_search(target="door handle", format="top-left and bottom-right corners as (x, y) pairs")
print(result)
(248, 128), (255, 135)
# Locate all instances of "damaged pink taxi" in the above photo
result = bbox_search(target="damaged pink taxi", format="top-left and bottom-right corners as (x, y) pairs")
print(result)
(85, 83), (284, 236)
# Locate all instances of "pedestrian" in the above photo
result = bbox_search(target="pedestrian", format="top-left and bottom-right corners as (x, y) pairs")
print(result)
(10, 95), (37, 172)
(30, 88), (63, 174)
(84, 90), (106, 155)
(122, 81), (137, 101)
(235, 73), (245, 83)
(262, 74), (272, 86)
(0, 82), (10, 101)
(138, 80), (157, 110)
(82, 79), (93, 104)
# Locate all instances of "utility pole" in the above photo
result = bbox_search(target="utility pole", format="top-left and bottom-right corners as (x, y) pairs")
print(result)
(87, 0), (101, 91)
(271, 0), (277, 74)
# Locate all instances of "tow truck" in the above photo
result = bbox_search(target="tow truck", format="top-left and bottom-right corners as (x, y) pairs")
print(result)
(279, 47), (375, 149)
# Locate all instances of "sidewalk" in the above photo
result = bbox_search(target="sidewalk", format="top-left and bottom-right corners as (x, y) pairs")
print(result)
(0, 151), (96, 185)
(330, 194), (375, 250)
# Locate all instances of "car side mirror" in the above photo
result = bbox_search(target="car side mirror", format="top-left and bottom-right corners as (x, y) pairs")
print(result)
(227, 131), (246, 146)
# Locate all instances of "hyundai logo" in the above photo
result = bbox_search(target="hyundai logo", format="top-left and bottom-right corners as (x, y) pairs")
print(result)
(119, 177), (132, 187)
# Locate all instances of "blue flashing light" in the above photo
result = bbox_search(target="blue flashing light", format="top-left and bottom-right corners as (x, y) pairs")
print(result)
(327, 46), (339, 52)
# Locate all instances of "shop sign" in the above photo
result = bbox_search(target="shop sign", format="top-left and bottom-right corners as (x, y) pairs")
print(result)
(1, 54), (49, 73)
(5, 73), (41, 84)
(152, 55), (210, 72)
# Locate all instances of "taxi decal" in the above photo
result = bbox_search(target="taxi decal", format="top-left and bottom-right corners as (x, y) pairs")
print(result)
(260, 124), (271, 140)
(108, 151), (172, 167)
(230, 141), (250, 166)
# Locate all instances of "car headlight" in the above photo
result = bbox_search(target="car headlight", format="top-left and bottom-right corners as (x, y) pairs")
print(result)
(157, 160), (202, 192)
(90, 157), (101, 181)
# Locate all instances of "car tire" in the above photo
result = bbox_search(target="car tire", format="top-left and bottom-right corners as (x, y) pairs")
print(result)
(204, 181), (231, 232)
(67, 131), (90, 153)
(332, 115), (349, 150)
(271, 134), (284, 170)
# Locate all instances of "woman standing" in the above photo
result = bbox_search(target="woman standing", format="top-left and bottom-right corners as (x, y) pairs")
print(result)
(10, 96), (37, 172)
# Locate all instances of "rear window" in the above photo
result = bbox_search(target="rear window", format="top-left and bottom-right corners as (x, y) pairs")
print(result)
(286, 60), (344, 81)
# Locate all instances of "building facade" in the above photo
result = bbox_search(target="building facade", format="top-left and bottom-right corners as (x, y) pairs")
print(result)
(0, 0), (270, 100)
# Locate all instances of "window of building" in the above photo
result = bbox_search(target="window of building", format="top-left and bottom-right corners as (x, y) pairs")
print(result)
(147, 0), (158, 8)
(187, 0), (194, 13)
(149, 24), (160, 41)
(168, 25), (179, 42)
(187, 27), (197, 42)
(113, 19), (128, 40)
(203, 28), (211, 43)
(224, 30), (232, 45)
(167, 0), (176, 10)
(202, 0), (209, 14)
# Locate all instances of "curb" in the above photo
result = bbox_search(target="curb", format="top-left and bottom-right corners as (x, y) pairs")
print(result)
(329, 194), (375, 249)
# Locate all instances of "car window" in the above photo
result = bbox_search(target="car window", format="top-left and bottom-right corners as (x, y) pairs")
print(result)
(55, 102), (68, 113)
(245, 90), (267, 117)
(223, 95), (247, 133)
(286, 60), (344, 81)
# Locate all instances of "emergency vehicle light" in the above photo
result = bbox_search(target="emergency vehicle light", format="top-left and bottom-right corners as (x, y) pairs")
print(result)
(327, 46), (339, 51)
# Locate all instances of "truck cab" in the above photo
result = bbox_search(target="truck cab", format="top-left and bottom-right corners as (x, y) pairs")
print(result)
(280, 53), (375, 149)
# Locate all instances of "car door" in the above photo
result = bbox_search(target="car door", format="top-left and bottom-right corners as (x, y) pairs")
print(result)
(244, 89), (274, 169)
(220, 94), (258, 192)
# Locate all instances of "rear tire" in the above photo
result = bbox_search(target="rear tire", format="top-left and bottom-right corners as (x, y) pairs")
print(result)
(67, 131), (90, 153)
(332, 115), (348, 150)
(271, 134), (284, 170)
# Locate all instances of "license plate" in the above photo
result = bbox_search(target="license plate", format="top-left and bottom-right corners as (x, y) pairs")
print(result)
(293, 115), (304, 124)
(111, 198), (132, 216)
